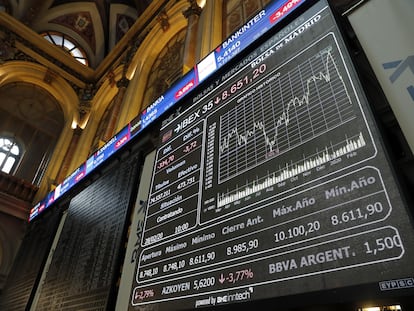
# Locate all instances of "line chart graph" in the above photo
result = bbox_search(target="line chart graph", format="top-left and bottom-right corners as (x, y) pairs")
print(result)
(218, 46), (355, 183)
(217, 132), (366, 208)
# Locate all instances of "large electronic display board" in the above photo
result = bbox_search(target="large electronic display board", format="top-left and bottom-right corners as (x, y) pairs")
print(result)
(0, 210), (61, 310)
(34, 155), (139, 310)
(29, 0), (307, 222)
(130, 1), (414, 310)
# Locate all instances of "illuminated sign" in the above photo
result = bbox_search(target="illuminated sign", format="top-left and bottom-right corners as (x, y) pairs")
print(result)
(130, 1), (414, 309)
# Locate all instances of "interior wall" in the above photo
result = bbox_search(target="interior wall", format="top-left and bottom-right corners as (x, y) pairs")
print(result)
(0, 212), (26, 291)
(1, 1), (413, 310)
(0, 82), (64, 184)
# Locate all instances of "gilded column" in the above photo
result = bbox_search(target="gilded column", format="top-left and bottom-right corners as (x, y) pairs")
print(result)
(182, 0), (203, 73)
(103, 77), (130, 141)
(197, 0), (222, 60)
(55, 127), (83, 183)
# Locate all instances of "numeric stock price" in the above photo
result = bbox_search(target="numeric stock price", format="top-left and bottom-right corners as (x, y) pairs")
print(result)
(226, 239), (259, 256)
(274, 221), (321, 243)
(364, 234), (402, 256)
(331, 202), (385, 226)
(218, 268), (254, 285)
(189, 251), (216, 266)
(214, 64), (267, 104)
(134, 289), (155, 301)
(193, 277), (215, 291)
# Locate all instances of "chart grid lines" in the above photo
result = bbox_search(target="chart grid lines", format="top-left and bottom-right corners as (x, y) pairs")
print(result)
(217, 132), (367, 208)
(218, 48), (355, 183)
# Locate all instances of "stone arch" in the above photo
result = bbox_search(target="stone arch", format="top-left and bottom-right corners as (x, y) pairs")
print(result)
(0, 61), (80, 200)
(69, 65), (125, 166)
(119, 0), (189, 126)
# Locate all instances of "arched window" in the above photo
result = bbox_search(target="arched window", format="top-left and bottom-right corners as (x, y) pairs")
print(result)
(0, 137), (21, 174)
(42, 32), (89, 66)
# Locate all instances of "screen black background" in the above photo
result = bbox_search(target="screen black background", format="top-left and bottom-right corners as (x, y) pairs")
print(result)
(130, 1), (414, 310)
(35, 154), (140, 310)
(0, 209), (62, 311)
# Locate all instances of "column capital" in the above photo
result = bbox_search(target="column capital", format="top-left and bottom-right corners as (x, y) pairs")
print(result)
(183, 0), (202, 19)
(116, 77), (130, 89)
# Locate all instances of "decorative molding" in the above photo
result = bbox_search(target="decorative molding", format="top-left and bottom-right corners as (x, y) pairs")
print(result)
(157, 10), (170, 32)
(183, 0), (202, 18)
(0, 32), (16, 63)
(116, 76), (129, 89)
(0, 171), (39, 208)
(78, 83), (96, 102)
(76, 82), (95, 122)
(43, 68), (58, 84)
(107, 70), (116, 88)
(0, 24), (90, 84)
(115, 14), (136, 44)
(78, 100), (91, 121)
(50, 12), (96, 53)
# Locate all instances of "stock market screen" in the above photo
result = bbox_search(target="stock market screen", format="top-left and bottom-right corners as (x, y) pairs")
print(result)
(130, 1), (414, 309)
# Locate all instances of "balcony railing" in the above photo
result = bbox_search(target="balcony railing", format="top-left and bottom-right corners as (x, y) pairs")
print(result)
(0, 172), (39, 203)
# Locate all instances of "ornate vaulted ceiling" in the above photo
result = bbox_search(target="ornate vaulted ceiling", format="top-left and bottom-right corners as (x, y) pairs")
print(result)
(1, 0), (153, 67)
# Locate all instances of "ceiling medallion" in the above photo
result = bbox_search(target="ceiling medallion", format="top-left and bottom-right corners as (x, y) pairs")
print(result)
(75, 15), (90, 32)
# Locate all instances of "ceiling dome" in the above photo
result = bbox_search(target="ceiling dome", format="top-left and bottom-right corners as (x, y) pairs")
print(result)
(3, 0), (153, 68)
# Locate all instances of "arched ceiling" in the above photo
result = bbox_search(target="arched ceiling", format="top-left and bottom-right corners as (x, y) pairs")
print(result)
(0, 0), (356, 70)
(0, 82), (64, 138)
(1, 0), (153, 68)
